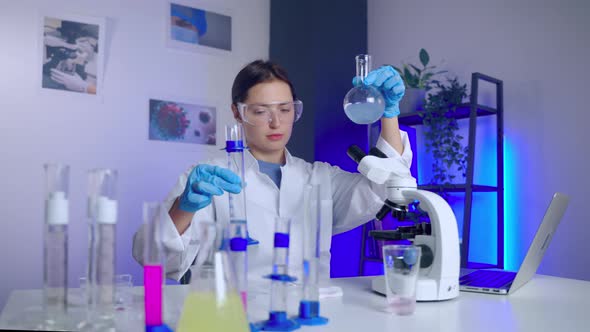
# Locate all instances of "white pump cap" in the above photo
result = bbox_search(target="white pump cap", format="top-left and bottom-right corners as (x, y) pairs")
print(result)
(96, 196), (118, 224)
(45, 191), (69, 225)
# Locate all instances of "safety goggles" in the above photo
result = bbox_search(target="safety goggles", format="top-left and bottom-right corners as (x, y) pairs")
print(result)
(236, 100), (303, 127)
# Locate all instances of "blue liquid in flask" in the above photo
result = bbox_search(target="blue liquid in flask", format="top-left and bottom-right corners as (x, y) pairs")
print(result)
(344, 102), (384, 124)
(343, 54), (385, 124)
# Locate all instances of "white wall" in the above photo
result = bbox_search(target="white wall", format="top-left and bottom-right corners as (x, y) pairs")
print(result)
(369, 0), (590, 279)
(0, 0), (269, 310)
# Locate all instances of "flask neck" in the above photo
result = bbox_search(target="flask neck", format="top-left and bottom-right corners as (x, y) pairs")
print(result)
(355, 55), (372, 81)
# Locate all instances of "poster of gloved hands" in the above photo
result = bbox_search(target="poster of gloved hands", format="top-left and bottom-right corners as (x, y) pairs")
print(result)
(167, 1), (232, 53)
(149, 98), (217, 145)
(41, 15), (104, 95)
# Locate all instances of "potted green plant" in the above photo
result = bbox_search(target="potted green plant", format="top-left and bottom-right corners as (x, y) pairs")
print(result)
(394, 48), (446, 114)
(421, 77), (469, 187)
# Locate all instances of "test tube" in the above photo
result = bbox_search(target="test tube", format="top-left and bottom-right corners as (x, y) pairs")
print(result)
(226, 123), (258, 245)
(87, 168), (118, 325)
(142, 202), (165, 330)
(226, 124), (255, 331)
(43, 164), (70, 319)
(255, 217), (300, 331)
(297, 185), (328, 325)
(226, 124), (249, 306)
(226, 124), (247, 222)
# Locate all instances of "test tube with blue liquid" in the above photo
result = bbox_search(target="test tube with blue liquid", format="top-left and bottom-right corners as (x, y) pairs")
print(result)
(296, 184), (328, 325)
(226, 123), (258, 245)
(43, 163), (70, 328)
(255, 217), (300, 331)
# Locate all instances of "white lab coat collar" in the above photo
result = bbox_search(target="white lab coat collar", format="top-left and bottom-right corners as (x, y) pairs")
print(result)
(243, 148), (294, 171)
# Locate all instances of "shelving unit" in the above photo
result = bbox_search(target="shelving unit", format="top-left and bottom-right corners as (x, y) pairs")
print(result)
(358, 72), (504, 272)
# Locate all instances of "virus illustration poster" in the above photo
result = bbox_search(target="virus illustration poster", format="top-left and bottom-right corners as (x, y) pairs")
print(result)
(149, 98), (216, 145)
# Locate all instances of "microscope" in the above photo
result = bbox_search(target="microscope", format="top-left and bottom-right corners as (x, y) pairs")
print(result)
(347, 144), (460, 301)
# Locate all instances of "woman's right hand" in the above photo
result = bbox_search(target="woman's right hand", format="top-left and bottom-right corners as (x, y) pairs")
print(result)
(178, 164), (242, 213)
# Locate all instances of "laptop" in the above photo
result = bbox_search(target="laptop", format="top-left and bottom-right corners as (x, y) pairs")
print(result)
(459, 192), (569, 295)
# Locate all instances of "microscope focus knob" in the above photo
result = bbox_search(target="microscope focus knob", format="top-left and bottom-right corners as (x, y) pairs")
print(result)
(416, 244), (434, 269)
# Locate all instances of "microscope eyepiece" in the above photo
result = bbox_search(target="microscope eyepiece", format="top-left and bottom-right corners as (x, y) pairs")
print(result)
(346, 145), (366, 164)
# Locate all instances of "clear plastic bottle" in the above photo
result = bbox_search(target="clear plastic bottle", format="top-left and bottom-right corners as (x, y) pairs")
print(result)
(343, 54), (385, 124)
(43, 164), (70, 325)
(87, 168), (118, 328)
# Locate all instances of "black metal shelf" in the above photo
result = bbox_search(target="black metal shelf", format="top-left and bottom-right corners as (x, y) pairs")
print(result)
(418, 184), (498, 193)
(399, 72), (504, 269)
(398, 104), (497, 126)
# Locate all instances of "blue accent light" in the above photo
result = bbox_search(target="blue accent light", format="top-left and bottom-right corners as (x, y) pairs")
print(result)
(468, 192), (497, 264)
(415, 116), (505, 267)
(503, 139), (518, 271)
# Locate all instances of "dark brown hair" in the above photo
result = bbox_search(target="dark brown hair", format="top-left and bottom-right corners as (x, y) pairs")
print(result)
(231, 60), (297, 105)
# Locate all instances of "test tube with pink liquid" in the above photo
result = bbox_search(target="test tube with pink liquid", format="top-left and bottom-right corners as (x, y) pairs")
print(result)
(142, 202), (172, 332)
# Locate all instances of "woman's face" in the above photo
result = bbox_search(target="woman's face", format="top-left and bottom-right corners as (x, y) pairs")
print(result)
(233, 80), (295, 157)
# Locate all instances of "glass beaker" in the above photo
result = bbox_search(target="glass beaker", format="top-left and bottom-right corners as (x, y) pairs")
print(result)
(382, 244), (422, 315)
(176, 222), (249, 332)
(343, 54), (385, 124)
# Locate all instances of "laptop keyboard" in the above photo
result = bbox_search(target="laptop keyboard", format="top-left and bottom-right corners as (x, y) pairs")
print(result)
(460, 270), (517, 288)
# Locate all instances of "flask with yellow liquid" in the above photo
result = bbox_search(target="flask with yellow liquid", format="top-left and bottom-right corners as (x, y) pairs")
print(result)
(176, 222), (249, 332)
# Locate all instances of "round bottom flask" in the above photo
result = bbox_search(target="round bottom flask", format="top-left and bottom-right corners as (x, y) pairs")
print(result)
(343, 54), (385, 124)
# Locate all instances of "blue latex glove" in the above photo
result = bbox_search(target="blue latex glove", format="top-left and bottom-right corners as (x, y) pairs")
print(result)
(178, 164), (242, 213)
(353, 66), (406, 118)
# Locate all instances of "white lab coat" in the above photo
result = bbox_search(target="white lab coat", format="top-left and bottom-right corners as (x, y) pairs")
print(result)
(132, 132), (413, 282)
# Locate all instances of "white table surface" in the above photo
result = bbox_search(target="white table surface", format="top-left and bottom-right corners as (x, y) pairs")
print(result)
(1, 274), (589, 331)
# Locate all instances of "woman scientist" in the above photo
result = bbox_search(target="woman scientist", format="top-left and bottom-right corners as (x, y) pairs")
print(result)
(132, 60), (413, 283)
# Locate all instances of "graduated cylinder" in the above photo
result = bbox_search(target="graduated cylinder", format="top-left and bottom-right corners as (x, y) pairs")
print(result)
(87, 168), (118, 320)
(43, 163), (70, 315)
(142, 202), (165, 328)
(225, 123), (249, 307)
(297, 184), (328, 325)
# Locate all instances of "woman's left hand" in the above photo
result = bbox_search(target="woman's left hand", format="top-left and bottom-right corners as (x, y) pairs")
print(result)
(365, 66), (405, 118)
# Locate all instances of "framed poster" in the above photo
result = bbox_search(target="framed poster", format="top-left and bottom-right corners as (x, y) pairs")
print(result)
(166, 1), (232, 54)
(41, 14), (105, 96)
(149, 98), (217, 145)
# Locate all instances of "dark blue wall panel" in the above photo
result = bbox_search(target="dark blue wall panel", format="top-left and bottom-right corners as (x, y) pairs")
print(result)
(270, 0), (370, 277)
